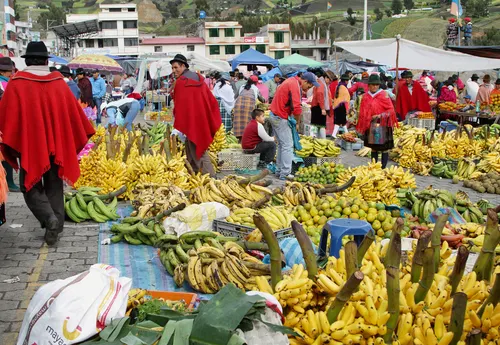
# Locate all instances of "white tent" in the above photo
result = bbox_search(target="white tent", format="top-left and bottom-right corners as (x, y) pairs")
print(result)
(148, 53), (230, 79)
(334, 38), (500, 72)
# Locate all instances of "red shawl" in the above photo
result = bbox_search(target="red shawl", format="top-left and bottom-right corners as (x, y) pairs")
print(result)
(0, 71), (95, 191)
(173, 72), (221, 159)
(78, 77), (94, 106)
(396, 80), (431, 120)
(356, 90), (398, 134)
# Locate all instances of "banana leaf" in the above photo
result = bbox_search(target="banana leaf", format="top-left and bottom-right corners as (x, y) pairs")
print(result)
(99, 317), (130, 341)
(121, 332), (147, 345)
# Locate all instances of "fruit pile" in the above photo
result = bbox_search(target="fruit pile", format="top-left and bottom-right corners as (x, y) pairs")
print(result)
(64, 186), (126, 223)
(294, 163), (346, 184)
(455, 159), (479, 180)
(143, 122), (168, 147)
(339, 132), (357, 143)
(295, 136), (341, 158)
(226, 205), (295, 231)
(430, 160), (457, 179)
(129, 183), (189, 218)
(463, 172), (500, 195)
(157, 231), (268, 293)
(109, 213), (174, 246)
(144, 110), (172, 122)
(438, 101), (460, 111)
(208, 124), (228, 152)
(490, 92), (500, 113)
(476, 152), (500, 174)
(416, 111), (434, 119)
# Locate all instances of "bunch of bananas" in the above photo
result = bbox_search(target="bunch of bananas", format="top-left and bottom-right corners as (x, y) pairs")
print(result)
(208, 124), (228, 152)
(280, 182), (319, 207)
(295, 136), (340, 158)
(64, 186), (125, 223)
(158, 231), (268, 293)
(456, 199), (485, 224)
(129, 184), (189, 219)
(407, 189), (456, 221)
(456, 159), (478, 179)
(226, 205), (295, 231)
(109, 216), (168, 246)
(410, 162), (434, 176)
(144, 122), (168, 147)
(451, 222), (485, 238)
(356, 146), (371, 157)
(477, 152), (500, 174)
(126, 288), (147, 315)
(430, 161), (457, 179)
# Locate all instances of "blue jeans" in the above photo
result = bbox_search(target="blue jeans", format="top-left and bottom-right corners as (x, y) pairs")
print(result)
(107, 101), (140, 131)
(93, 97), (102, 124)
(269, 112), (293, 178)
(122, 101), (140, 130)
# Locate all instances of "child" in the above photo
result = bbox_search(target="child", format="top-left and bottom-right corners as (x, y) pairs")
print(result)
(241, 109), (276, 168)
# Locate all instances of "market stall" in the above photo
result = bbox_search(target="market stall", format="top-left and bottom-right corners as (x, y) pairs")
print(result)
(228, 48), (279, 71)
(278, 53), (324, 68)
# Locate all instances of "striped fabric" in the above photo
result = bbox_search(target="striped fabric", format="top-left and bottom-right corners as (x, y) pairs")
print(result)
(232, 89), (256, 137)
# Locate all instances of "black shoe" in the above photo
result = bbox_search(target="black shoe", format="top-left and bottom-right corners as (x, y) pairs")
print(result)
(44, 216), (59, 245)
(8, 184), (20, 193)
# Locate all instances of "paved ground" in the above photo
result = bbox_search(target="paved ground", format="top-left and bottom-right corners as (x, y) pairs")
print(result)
(0, 150), (499, 344)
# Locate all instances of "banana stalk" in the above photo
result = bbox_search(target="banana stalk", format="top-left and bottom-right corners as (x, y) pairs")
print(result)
(449, 245), (469, 295)
(82, 185), (127, 202)
(383, 218), (403, 344)
(466, 329), (482, 345)
(448, 292), (467, 345)
(238, 169), (269, 185)
(251, 194), (271, 209)
(410, 230), (432, 283)
(234, 241), (269, 252)
(242, 262), (271, 274)
(356, 230), (375, 267)
(326, 271), (364, 323)
(345, 241), (357, 280)
(317, 176), (356, 195)
(142, 203), (186, 224)
(414, 247), (435, 304)
(291, 220), (317, 280)
(477, 273), (500, 317)
(431, 212), (449, 273)
(254, 213), (281, 291)
(472, 209), (500, 282)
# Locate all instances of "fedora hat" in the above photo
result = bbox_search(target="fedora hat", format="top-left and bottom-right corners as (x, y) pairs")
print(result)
(21, 41), (49, 59)
(368, 74), (381, 85)
(169, 54), (189, 68)
(0, 57), (13, 71)
(76, 68), (85, 75)
(58, 65), (73, 77)
(340, 73), (350, 81)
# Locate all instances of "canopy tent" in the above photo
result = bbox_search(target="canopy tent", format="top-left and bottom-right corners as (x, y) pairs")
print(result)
(49, 55), (68, 64)
(447, 45), (500, 59)
(278, 53), (323, 67)
(228, 48), (278, 70)
(323, 60), (384, 76)
(261, 67), (283, 82)
(334, 38), (500, 72)
(148, 53), (230, 78)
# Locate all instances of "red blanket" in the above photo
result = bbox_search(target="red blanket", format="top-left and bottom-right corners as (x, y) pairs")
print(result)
(357, 90), (398, 134)
(396, 80), (431, 120)
(0, 71), (95, 191)
(173, 73), (221, 159)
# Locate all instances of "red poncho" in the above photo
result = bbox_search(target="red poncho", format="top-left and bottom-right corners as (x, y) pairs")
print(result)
(396, 80), (431, 120)
(172, 72), (221, 159)
(356, 90), (398, 134)
(0, 71), (95, 191)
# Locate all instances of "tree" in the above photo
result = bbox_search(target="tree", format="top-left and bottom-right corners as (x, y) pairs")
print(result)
(14, 1), (21, 20)
(194, 0), (209, 17)
(466, 0), (491, 17)
(391, 0), (403, 14)
(346, 7), (356, 25)
(38, 3), (66, 29)
(347, 7), (354, 16)
(385, 9), (393, 17)
(476, 27), (500, 45)
(373, 8), (384, 21)
(403, 0), (414, 11)
(169, 3), (179, 18)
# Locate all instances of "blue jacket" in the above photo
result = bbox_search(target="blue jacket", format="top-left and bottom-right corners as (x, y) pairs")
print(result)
(464, 23), (473, 38)
(90, 76), (106, 99)
(66, 79), (81, 100)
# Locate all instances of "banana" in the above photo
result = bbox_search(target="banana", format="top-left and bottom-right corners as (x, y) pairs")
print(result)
(87, 201), (109, 223)
(197, 246), (225, 259)
(92, 197), (118, 220)
(187, 256), (202, 291)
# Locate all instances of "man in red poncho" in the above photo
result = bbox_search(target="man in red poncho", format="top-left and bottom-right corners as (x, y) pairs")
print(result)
(395, 71), (431, 120)
(0, 42), (95, 245)
(170, 54), (220, 177)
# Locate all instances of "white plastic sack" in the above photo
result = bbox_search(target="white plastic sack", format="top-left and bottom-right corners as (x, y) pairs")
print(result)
(163, 202), (230, 237)
(17, 264), (132, 345)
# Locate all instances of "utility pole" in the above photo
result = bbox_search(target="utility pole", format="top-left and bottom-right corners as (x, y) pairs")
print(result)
(362, 0), (367, 40)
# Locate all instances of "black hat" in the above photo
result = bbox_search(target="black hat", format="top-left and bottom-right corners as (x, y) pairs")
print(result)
(495, 79), (500, 85)
(91, 68), (99, 74)
(169, 54), (189, 68)
(0, 57), (13, 71)
(471, 73), (479, 81)
(76, 68), (85, 75)
(59, 65), (72, 77)
(340, 73), (350, 81)
(21, 41), (49, 59)
(368, 74), (381, 85)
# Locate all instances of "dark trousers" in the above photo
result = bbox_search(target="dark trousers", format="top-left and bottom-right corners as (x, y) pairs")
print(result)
(19, 158), (64, 232)
(185, 139), (216, 177)
(245, 141), (276, 163)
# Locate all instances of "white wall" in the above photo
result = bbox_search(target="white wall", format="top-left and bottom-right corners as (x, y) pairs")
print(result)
(140, 44), (205, 57)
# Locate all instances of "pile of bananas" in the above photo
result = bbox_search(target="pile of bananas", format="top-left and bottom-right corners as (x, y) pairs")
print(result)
(226, 205), (295, 231)
(129, 184), (189, 219)
(456, 199), (485, 224)
(336, 162), (416, 205)
(208, 125), (228, 152)
(279, 182), (319, 207)
(109, 216), (168, 246)
(356, 146), (371, 157)
(451, 222), (484, 238)
(64, 186), (126, 223)
(456, 159), (479, 180)
(143, 122), (168, 147)
(430, 161), (457, 179)
(158, 231), (268, 293)
(295, 136), (340, 158)
(477, 152), (500, 174)
(406, 189), (456, 221)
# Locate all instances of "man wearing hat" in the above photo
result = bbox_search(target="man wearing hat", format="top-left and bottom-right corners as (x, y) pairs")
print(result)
(395, 70), (431, 121)
(76, 68), (93, 106)
(446, 18), (459, 46)
(466, 73), (480, 102)
(169, 54), (220, 177)
(58, 65), (80, 100)
(464, 17), (473, 46)
(90, 69), (106, 124)
(0, 41), (95, 245)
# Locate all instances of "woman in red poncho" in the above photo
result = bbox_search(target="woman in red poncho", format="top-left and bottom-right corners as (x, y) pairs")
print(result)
(356, 74), (398, 169)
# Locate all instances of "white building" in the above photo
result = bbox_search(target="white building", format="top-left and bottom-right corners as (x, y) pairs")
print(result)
(2, 0), (16, 56)
(291, 28), (332, 62)
(15, 20), (39, 56)
(139, 36), (205, 56)
(66, 3), (139, 56)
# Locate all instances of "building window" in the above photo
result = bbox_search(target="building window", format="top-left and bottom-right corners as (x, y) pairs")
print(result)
(101, 21), (118, 30)
(124, 38), (138, 46)
(256, 44), (266, 53)
(225, 45), (235, 55)
(241, 44), (250, 52)
(187, 45), (195, 51)
(109, 8), (121, 12)
(274, 32), (284, 43)
(209, 45), (220, 55)
(128, 7), (135, 12)
(103, 38), (118, 47)
(224, 28), (235, 37)
(154, 46), (162, 52)
(123, 20), (137, 29)
(208, 28), (219, 38)
(85, 39), (95, 48)
(274, 51), (285, 59)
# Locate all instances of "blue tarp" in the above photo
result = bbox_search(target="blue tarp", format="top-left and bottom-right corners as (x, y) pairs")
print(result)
(49, 55), (68, 64)
(228, 48), (278, 70)
(261, 67), (282, 82)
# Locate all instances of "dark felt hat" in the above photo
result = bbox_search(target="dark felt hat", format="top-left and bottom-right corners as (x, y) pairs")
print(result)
(495, 79), (500, 85)
(403, 70), (413, 78)
(169, 54), (189, 68)
(59, 65), (73, 77)
(76, 68), (85, 75)
(0, 57), (13, 71)
(368, 74), (381, 85)
(471, 73), (479, 81)
(21, 41), (49, 59)
(340, 73), (350, 81)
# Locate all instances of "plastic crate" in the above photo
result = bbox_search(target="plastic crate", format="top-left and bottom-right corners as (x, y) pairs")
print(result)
(218, 149), (260, 171)
(408, 118), (435, 129)
(212, 219), (294, 241)
(146, 290), (197, 309)
(303, 156), (340, 167)
(340, 139), (363, 151)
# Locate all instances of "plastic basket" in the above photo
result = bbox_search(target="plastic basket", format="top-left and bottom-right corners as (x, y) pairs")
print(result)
(212, 219), (294, 241)
(146, 290), (197, 309)
(340, 139), (363, 151)
(408, 118), (435, 129)
(218, 149), (260, 171)
(303, 156), (340, 167)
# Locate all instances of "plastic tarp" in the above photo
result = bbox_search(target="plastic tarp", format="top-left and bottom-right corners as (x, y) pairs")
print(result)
(447, 45), (500, 59)
(148, 53), (230, 79)
(334, 38), (500, 72)
(261, 67), (283, 82)
(278, 53), (323, 67)
(49, 55), (68, 64)
(323, 60), (383, 76)
(228, 48), (278, 70)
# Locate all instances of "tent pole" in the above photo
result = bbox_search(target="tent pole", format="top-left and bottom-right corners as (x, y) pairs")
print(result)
(334, 43), (339, 75)
(363, 0), (368, 41)
(395, 35), (401, 99)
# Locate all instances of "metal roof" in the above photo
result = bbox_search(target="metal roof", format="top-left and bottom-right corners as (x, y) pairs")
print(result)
(51, 19), (99, 39)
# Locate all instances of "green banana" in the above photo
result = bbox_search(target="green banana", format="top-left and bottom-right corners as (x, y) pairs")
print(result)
(205, 237), (224, 251)
(137, 222), (156, 236)
(108, 197), (118, 211)
(167, 248), (181, 267)
(65, 201), (83, 223)
(75, 193), (88, 212)
(70, 197), (88, 220)
(79, 190), (99, 197)
(87, 201), (108, 223)
(156, 234), (178, 244)
(111, 223), (138, 234)
(92, 197), (118, 220)
(122, 217), (142, 224)
(124, 234), (142, 245)
(153, 223), (164, 237)
(179, 231), (217, 244)
(78, 186), (102, 193)
(160, 250), (174, 275)
(175, 244), (189, 263)
(110, 234), (124, 243)
(136, 232), (152, 246)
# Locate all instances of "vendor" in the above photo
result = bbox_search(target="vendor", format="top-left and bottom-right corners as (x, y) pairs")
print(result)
(476, 74), (493, 105)
(101, 93), (143, 131)
(241, 109), (276, 168)
(395, 71), (431, 121)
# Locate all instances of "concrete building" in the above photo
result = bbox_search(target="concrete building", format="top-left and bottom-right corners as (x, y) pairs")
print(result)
(204, 21), (291, 61)
(2, 0), (16, 56)
(15, 21), (41, 56)
(291, 27), (332, 62)
(139, 36), (205, 56)
(66, 3), (139, 56)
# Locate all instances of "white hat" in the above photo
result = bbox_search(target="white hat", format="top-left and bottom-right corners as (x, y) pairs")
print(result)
(100, 102), (108, 113)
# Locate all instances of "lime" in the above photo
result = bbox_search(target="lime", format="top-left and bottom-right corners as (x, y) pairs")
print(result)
(351, 205), (360, 213)
(372, 220), (382, 231)
(376, 202), (385, 211)
(304, 203), (312, 211)
(366, 213), (376, 223)
(310, 208), (319, 217)
(332, 211), (341, 218)
(343, 207), (352, 216)
(350, 213), (360, 219)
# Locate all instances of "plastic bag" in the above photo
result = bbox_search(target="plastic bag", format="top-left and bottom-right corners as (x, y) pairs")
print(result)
(17, 264), (131, 345)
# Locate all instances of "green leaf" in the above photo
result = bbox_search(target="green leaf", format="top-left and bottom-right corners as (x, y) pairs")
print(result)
(99, 317), (129, 341)
(227, 333), (246, 345)
(173, 319), (193, 345)
(121, 332), (147, 345)
(136, 320), (161, 329)
(158, 320), (177, 345)
(108, 317), (132, 342)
